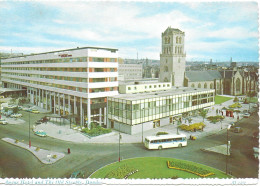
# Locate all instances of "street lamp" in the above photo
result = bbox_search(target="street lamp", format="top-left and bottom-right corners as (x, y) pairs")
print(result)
(113, 116), (121, 162)
(226, 124), (231, 175)
(29, 111), (31, 148)
(142, 108), (144, 143)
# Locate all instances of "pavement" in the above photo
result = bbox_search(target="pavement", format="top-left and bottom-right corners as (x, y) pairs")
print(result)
(2, 137), (65, 164)
(3, 117), (25, 125)
(33, 95), (254, 144)
(202, 144), (230, 156)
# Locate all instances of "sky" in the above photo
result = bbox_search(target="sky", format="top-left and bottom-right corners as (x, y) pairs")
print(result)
(0, 0), (259, 62)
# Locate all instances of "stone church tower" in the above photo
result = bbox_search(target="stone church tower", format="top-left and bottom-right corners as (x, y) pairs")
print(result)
(159, 27), (186, 87)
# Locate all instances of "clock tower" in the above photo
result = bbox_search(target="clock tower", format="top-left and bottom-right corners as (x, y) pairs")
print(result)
(159, 27), (186, 87)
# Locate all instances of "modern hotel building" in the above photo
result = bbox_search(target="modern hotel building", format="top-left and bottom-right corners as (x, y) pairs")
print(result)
(1, 47), (119, 128)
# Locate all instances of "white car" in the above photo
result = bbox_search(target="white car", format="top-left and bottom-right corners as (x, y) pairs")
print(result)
(11, 113), (22, 118)
(0, 119), (8, 125)
(243, 113), (250, 118)
(34, 130), (47, 137)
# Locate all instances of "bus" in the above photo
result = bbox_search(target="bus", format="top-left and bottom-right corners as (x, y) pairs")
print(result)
(144, 134), (187, 150)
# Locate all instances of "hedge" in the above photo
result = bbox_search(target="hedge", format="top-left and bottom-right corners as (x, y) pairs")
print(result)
(207, 116), (225, 123)
(179, 122), (205, 132)
(156, 132), (169, 136)
(105, 164), (136, 179)
(229, 102), (242, 108)
(81, 125), (112, 137)
(167, 161), (214, 178)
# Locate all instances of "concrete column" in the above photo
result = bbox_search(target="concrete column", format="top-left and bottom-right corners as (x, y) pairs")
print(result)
(87, 98), (91, 129)
(74, 96), (77, 115)
(58, 93), (61, 115)
(42, 89), (44, 108)
(104, 107), (106, 126)
(49, 92), (52, 112)
(80, 97), (83, 126)
(63, 94), (65, 116)
(27, 88), (29, 99)
(45, 90), (48, 110)
(38, 89), (41, 106)
(99, 108), (102, 126)
(35, 89), (38, 105)
(68, 95), (71, 114)
(54, 93), (56, 114)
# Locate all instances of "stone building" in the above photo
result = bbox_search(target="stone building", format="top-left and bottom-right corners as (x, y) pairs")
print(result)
(159, 27), (186, 87)
(184, 71), (223, 95)
(184, 69), (258, 96)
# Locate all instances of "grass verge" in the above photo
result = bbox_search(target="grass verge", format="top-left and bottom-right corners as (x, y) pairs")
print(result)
(215, 96), (233, 105)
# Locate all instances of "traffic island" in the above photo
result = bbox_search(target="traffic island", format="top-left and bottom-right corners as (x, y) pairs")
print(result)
(201, 144), (230, 156)
(90, 157), (231, 179)
(2, 137), (65, 164)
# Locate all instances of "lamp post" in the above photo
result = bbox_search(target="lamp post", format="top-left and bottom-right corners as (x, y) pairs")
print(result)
(29, 111), (31, 148)
(142, 108), (144, 143)
(226, 124), (231, 175)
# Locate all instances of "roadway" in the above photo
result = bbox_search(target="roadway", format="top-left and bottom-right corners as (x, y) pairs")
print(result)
(0, 110), (258, 178)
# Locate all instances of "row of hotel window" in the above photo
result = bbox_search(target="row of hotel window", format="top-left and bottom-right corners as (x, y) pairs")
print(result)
(108, 92), (214, 107)
(3, 79), (118, 93)
(1, 57), (117, 65)
(128, 84), (170, 90)
(108, 100), (213, 119)
(2, 73), (117, 82)
(1, 67), (117, 72)
(108, 94), (214, 111)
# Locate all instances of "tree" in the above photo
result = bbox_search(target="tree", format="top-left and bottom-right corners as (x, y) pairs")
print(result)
(199, 109), (208, 122)
(233, 97), (239, 102)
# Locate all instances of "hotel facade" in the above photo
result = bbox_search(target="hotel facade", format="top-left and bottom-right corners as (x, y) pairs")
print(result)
(1, 47), (119, 128)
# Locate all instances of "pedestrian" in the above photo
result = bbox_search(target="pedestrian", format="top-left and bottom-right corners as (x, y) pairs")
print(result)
(237, 116), (239, 120)
(68, 148), (71, 154)
(232, 115), (234, 119)
(222, 111), (223, 116)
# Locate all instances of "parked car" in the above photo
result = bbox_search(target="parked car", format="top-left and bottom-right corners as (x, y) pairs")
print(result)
(34, 130), (47, 137)
(25, 108), (32, 112)
(243, 113), (250, 118)
(11, 113), (23, 118)
(31, 109), (40, 114)
(35, 120), (43, 125)
(0, 119), (8, 125)
(253, 104), (258, 108)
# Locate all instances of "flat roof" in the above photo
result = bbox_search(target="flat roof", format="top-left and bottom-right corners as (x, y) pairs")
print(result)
(109, 87), (214, 100)
(2, 46), (118, 59)
(119, 81), (170, 86)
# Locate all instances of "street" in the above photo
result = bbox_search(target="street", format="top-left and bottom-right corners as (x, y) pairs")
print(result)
(0, 110), (258, 178)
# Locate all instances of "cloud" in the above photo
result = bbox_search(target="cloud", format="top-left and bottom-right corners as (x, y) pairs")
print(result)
(0, 46), (65, 54)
